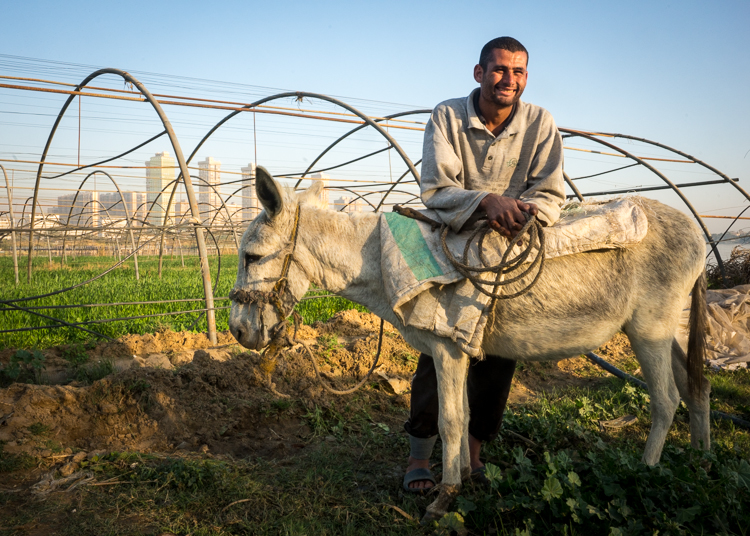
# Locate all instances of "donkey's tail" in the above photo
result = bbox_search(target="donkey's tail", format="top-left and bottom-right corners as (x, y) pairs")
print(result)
(687, 270), (707, 396)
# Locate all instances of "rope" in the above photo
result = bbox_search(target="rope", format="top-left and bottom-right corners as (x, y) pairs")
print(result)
(439, 215), (545, 302)
(257, 312), (385, 397)
(391, 204), (546, 302)
(298, 316), (385, 396)
(231, 204), (385, 397)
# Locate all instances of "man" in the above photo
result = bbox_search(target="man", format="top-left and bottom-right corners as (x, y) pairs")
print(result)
(403, 36), (565, 491)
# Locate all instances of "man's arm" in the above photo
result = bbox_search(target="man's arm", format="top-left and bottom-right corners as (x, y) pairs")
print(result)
(420, 109), (488, 232)
(517, 111), (565, 227)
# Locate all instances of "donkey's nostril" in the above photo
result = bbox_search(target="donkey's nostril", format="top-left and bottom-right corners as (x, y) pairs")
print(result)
(230, 324), (243, 342)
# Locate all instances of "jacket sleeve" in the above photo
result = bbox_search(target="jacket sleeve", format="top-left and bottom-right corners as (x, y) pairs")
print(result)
(419, 109), (487, 232)
(519, 112), (566, 226)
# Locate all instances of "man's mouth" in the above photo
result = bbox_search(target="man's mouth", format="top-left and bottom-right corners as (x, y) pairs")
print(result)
(495, 85), (516, 95)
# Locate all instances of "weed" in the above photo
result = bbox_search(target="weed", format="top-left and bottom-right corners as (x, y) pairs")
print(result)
(316, 334), (340, 361)
(271, 398), (293, 413)
(0, 444), (34, 473)
(62, 343), (89, 367)
(75, 359), (115, 384)
(28, 422), (51, 436)
(0, 349), (46, 385)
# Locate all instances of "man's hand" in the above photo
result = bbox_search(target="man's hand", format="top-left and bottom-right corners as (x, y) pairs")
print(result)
(478, 194), (538, 238)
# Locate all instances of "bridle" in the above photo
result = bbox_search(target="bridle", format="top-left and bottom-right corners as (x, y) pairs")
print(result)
(228, 202), (385, 397)
(228, 203), (303, 343)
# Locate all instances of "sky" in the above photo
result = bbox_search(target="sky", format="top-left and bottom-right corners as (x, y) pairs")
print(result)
(1, 0), (749, 241)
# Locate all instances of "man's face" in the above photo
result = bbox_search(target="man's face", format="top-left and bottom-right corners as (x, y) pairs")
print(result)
(474, 48), (528, 108)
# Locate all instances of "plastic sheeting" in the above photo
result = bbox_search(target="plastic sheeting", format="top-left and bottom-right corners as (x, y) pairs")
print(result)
(678, 284), (750, 370)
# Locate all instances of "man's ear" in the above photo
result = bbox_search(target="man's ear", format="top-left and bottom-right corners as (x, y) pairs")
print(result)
(473, 64), (483, 84)
(255, 166), (284, 218)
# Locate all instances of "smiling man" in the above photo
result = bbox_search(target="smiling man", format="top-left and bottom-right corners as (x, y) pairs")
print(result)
(403, 36), (565, 492)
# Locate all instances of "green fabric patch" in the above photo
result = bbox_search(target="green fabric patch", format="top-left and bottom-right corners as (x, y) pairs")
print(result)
(384, 212), (444, 281)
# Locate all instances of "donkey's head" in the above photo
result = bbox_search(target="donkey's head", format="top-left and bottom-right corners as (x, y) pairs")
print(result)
(228, 167), (324, 349)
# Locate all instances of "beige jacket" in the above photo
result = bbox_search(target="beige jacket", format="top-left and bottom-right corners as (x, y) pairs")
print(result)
(421, 89), (566, 232)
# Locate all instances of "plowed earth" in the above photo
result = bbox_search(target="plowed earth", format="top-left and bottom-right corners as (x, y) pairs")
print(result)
(0, 310), (636, 461)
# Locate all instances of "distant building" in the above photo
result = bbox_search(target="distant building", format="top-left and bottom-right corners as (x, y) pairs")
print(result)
(55, 191), (100, 226)
(145, 151), (176, 226)
(99, 191), (147, 224)
(198, 157), (221, 219)
(174, 199), (191, 222)
(240, 163), (259, 221)
(333, 195), (363, 213)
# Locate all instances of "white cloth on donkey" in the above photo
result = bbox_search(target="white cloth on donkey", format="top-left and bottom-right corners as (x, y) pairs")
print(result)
(380, 197), (648, 357)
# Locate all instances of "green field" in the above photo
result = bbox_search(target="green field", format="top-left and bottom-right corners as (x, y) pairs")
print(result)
(0, 255), (366, 349)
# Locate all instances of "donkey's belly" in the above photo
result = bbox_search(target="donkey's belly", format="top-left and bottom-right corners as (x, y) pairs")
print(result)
(482, 315), (626, 362)
(481, 249), (634, 361)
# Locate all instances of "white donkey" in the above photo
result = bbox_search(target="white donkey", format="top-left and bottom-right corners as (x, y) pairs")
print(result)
(229, 167), (710, 521)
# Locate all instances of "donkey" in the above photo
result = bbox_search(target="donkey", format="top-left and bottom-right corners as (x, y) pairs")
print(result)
(229, 167), (710, 521)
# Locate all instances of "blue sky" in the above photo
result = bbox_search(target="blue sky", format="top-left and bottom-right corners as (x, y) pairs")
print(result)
(1, 0), (749, 236)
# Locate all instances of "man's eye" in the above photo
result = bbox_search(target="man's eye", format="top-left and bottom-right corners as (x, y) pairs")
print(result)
(245, 254), (262, 267)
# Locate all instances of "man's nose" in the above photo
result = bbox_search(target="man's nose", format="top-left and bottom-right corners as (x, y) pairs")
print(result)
(500, 70), (513, 85)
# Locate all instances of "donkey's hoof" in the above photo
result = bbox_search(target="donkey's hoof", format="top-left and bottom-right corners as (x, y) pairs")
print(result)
(420, 508), (444, 526)
(421, 484), (460, 525)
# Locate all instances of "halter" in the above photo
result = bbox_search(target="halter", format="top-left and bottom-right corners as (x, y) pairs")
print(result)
(229, 204), (302, 341)
(228, 202), (385, 397)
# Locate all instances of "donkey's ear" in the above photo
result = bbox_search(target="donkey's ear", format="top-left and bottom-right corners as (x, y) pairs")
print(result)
(255, 166), (284, 218)
(298, 180), (327, 208)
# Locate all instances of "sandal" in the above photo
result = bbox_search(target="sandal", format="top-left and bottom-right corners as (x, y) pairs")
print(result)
(403, 467), (436, 494)
(471, 466), (490, 487)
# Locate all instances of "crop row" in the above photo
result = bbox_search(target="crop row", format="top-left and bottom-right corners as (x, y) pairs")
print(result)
(0, 255), (365, 349)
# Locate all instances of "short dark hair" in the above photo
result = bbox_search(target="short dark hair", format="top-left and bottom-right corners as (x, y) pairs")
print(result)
(479, 37), (528, 70)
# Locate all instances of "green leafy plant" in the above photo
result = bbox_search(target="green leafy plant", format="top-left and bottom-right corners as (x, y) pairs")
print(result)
(1, 349), (46, 384)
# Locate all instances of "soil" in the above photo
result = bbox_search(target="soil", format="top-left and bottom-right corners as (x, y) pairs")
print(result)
(0, 310), (637, 462)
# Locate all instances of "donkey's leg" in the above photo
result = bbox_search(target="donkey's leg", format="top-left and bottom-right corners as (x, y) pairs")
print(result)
(628, 336), (680, 465)
(460, 374), (471, 481)
(423, 342), (468, 523)
(670, 339), (711, 451)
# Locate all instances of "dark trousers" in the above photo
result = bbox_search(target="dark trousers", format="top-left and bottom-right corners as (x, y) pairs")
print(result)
(404, 353), (517, 442)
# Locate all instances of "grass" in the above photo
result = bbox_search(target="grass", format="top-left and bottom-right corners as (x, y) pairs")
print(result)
(0, 255), (367, 349)
(1, 367), (749, 535)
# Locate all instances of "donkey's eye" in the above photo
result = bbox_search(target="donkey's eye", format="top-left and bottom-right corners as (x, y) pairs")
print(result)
(245, 253), (262, 268)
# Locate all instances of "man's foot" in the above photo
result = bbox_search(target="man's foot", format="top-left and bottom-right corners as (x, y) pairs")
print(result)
(469, 434), (484, 472)
(404, 456), (435, 491)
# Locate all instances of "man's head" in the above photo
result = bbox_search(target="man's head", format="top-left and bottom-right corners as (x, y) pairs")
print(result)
(474, 37), (529, 109)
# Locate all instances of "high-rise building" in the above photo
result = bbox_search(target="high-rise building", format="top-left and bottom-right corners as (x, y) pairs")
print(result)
(99, 191), (147, 224)
(145, 151), (176, 226)
(311, 172), (329, 209)
(55, 191), (100, 226)
(174, 199), (191, 222)
(240, 163), (259, 221)
(198, 157), (221, 219)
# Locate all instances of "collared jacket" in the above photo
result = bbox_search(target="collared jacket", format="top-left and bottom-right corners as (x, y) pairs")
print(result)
(420, 88), (566, 232)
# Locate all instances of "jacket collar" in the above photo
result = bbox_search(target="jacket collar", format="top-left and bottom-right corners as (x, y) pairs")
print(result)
(466, 88), (521, 139)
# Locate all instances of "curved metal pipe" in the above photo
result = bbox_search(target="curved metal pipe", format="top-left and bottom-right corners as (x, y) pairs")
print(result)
(292, 109), (431, 188)
(58, 170), (140, 279)
(563, 171), (584, 202)
(0, 164), (19, 284)
(560, 128), (725, 279)
(27, 68), (217, 342)
(186, 93), (423, 186)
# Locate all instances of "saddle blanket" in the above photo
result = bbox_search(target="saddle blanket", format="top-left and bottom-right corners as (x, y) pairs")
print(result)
(380, 197), (649, 357)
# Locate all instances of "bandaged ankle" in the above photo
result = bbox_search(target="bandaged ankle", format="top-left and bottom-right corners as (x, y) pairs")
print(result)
(409, 434), (437, 460)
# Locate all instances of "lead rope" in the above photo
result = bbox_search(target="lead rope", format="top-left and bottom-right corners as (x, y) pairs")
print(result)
(231, 203), (385, 397)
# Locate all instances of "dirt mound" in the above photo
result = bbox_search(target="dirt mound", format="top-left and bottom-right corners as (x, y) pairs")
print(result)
(0, 310), (636, 461)
(0, 311), (419, 460)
